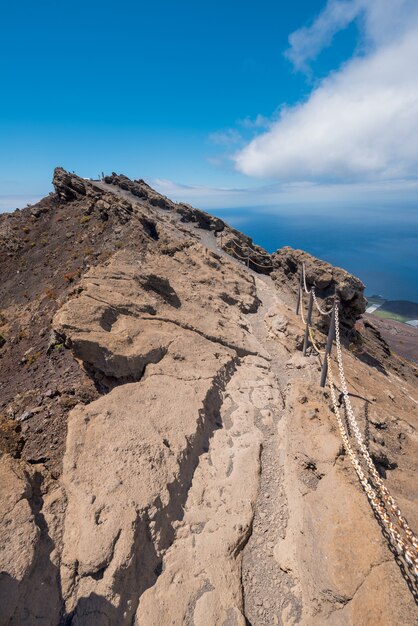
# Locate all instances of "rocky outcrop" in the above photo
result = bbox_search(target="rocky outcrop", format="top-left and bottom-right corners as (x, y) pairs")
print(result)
(135, 357), (274, 626)
(52, 168), (135, 224)
(103, 173), (173, 209)
(176, 203), (224, 232)
(103, 172), (225, 232)
(53, 167), (88, 201)
(0, 457), (39, 623)
(51, 240), (267, 622)
(0, 168), (417, 626)
(101, 172), (273, 266)
(53, 244), (263, 387)
(0, 456), (64, 625)
(271, 246), (367, 333)
(219, 232), (273, 274)
(60, 343), (237, 622)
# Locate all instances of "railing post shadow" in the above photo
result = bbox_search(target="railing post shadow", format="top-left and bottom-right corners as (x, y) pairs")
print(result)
(302, 290), (314, 356)
(320, 298), (339, 387)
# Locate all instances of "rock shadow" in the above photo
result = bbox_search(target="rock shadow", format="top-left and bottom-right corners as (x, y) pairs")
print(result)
(0, 471), (63, 624)
(140, 274), (181, 309)
(62, 357), (238, 624)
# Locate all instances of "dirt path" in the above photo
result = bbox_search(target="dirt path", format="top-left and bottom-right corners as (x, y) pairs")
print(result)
(240, 277), (305, 625)
(92, 179), (252, 267)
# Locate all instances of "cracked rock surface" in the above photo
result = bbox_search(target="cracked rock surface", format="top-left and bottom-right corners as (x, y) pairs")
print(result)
(0, 169), (417, 625)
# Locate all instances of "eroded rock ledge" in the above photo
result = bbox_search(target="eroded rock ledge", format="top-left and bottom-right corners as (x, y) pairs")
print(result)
(53, 237), (266, 622)
(271, 246), (367, 334)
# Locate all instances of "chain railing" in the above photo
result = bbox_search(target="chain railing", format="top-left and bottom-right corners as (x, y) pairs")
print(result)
(327, 358), (418, 579)
(218, 242), (418, 580)
(295, 261), (418, 580)
(217, 233), (274, 269)
(296, 263), (337, 383)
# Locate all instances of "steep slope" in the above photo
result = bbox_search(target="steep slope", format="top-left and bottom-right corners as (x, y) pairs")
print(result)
(0, 169), (417, 625)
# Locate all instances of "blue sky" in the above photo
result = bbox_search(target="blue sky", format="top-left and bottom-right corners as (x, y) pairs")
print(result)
(1, 0), (418, 212)
(0, 0), (325, 196)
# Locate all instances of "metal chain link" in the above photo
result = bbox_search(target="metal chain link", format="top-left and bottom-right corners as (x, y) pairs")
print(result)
(327, 354), (418, 578)
(297, 269), (418, 577)
(333, 304), (418, 557)
(222, 243), (248, 261)
(222, 242), (274, 268)
(312, 287), (333, 316)
(302, 262), (311, 294)
(308, 326), (325, 355)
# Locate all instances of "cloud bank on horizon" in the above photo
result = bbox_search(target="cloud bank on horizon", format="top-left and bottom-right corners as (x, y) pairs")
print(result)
(234, 0), (418, 183)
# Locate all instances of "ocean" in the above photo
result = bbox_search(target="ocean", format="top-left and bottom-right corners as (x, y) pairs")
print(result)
(209, 204), (418, 302)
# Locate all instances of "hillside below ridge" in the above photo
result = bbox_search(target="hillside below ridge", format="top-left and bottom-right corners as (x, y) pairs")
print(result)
(0, 168), (417, 625)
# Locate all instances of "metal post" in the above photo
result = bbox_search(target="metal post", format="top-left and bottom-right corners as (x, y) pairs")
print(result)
(320, 298), (339, 387)
(302, 290), (314, 355)
(296, 269), (303, 315)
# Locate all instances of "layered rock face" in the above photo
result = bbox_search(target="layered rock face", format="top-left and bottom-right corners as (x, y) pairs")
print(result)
(0, 169), (417, 625)
(54, 246), (259, 623)
(53, 244), (264, 622)
(102, 172), (274, 273)
(103, 172), (225, 231)
(272, 246), (367, 334)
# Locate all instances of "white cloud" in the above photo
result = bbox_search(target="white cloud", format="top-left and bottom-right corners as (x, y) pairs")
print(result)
(235, 0), (418, 182)
(285, 0), (362, 72)
(238, 114), (271, 130)
(285, 0), (418, 71)
(152, 177), (418, 211)
(208, 129), (243, 146)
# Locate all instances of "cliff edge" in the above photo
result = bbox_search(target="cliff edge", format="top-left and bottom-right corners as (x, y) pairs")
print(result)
(0, 169), (417, 625)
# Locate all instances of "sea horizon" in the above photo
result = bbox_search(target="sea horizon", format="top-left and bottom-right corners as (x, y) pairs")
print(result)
(209, 203), (418, 303)
(3, 194), (417, 303)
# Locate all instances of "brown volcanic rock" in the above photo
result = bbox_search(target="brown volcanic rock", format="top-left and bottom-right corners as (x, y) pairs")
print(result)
(0, 456), (39, 623)
(52, 243), (264, 387)
(53, 167), (135, 223)
(135, 357), (274, 626)
(52, 239), (265, 622)
(0, 171), (153, 477)
(274, 332), (418, 625)
(103, 172), (225, 231)
(103, 173), (167, 206)
(101, 172), (275, 272)
(363, 313), (418, 365)
(60, 338), (237, 621)
(272, 246), (367, 333)
(53, 167), (88, 200)
(0, 168), (417, 626)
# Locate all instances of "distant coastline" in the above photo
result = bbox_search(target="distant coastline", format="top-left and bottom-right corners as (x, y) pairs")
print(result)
(365, 295), (418, 328)
(210, 205), (418, 303)
(3, 197), (417, 304)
